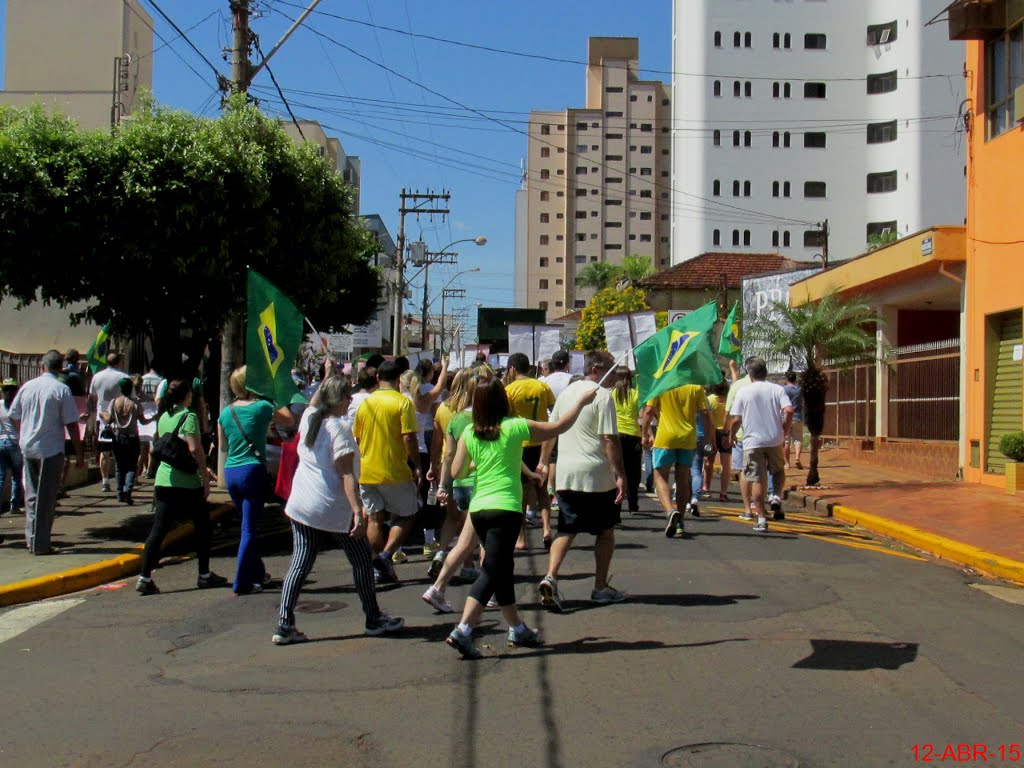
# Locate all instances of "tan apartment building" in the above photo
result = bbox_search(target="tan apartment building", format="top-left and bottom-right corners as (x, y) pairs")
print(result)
(0, 0), (154, 130)
(525, 37), (671, 320)
(282, 120), (362, 215)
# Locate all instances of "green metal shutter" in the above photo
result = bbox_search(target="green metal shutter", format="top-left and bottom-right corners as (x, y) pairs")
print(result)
(986, 312), (1024, 474)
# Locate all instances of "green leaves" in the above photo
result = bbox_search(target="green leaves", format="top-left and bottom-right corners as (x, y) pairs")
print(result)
(574, 286), (649, 351)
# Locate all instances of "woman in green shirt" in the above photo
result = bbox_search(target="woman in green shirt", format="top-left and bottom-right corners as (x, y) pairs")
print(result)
(137, 379), (224, 595)
(612, 366), (643, 513)
(445, 378), (596, 659)
(218, 366), (293, 595)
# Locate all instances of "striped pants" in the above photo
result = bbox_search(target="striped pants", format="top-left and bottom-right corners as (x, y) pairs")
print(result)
(279, 519), (380, 628)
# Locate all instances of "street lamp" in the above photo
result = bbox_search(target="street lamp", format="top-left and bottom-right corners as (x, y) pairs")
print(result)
(439, 267), (481, 356)
(419, 237), (486, 352)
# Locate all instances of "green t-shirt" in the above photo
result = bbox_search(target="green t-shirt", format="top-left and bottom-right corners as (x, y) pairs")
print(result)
(218, 400), (274, 469)
(446, 409), (476, 488)
(155, 407), (202, 489)
(462, 417), (530, 515)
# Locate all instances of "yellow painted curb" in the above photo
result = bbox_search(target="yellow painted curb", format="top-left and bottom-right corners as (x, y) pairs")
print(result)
(831, 504), (1024, 585)
(0, 502), (234, 608)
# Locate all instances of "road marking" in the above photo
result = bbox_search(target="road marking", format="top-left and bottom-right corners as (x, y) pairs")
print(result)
(970, 583), (1024, 605)
(0, 598), (86, 645)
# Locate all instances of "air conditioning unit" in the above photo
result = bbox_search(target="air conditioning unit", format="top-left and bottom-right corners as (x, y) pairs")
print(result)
(948, 0), (1006, 41)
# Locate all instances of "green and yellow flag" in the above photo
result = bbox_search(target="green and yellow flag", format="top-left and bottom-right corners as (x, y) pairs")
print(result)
(85, 323), (112, 373)
(246, 271), (304, 408)
(635, 301), (723, 406)
(717, 302), (742, 363)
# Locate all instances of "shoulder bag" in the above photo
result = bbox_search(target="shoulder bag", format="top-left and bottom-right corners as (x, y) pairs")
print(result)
(151, 410), (199, 473)
(228, 404), (264, 464)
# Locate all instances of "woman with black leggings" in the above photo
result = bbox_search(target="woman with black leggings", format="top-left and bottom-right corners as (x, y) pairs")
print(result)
(445, 378), (596, 659)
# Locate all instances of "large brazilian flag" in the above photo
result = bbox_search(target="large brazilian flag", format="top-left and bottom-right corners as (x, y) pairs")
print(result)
(635, 301), (723, 406)
(85, 323), (112, 374)
(717, 302), (743, 363)
(246, 271), (303, 408)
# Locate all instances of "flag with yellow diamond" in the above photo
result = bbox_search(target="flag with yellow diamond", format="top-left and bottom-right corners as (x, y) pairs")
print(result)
(717, 302), (742, 363)
(246, 271), (304, 408)
(636, 300), (723, 405)
(85, 322), (113, 374)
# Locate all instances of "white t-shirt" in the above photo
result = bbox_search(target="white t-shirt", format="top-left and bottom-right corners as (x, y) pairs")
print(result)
(541, 371), (573, 401)
(0, 400), (19, 444)
(729, 381), (792, 450)
(9, 373), (80, 459)
(285, 407), (359, 533)
(550, 380), (618, 493)
(347, 390), (372, 421)
(90, 367), (130, 432)
(406, 391), (428, 453)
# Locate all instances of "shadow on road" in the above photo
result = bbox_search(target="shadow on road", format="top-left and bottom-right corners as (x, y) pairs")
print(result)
(792, 639), (919, 671)
(501, 635), (750, 659)
(524, 592), (761, 615)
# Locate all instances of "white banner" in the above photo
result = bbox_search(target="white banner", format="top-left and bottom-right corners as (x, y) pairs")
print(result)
(498, 353), (509, 369)
(569, 351), (585, 376)
(347, 316), (382, 348)
(448, 351), (462, 370)
(603, 314), (635, 370)
(508, 323), (536, 361)
(536, 325), (562, 362)
(742, 267), (820, 374)
(462, 349), (478, 368)
(630, 311), (658, 346)
(325, 333), (354, 354)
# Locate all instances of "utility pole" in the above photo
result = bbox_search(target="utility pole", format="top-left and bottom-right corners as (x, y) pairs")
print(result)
(440, 288), (465, 356)
(419, 250), (458, 351)
(392, 189), (451, 355)
(821, 218), (830, 270)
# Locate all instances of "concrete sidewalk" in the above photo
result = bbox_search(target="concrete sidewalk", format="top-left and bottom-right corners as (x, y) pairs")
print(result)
(785, 446), (1024, 584)
(0, 478), (232, 607)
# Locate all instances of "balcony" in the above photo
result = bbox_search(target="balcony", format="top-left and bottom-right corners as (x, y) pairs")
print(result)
(947, 0), (1006, 40)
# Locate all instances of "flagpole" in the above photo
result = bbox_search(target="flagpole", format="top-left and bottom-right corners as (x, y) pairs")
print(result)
(596, 345), (643, 387)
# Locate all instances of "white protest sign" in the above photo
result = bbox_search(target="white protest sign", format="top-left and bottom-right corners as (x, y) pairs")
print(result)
(325, 333), (354, 354)
(603, 313), (635, 369)
(347, 315), (382, 348)
(630, 311), (658, 346)
(508, 323), (536, 361)
(569, 351), (586, 375)
(536, 325), (562, 362)
(448, 351), (462, 370)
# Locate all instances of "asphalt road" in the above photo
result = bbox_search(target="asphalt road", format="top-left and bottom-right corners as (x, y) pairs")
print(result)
(1, 495), (1022, 768)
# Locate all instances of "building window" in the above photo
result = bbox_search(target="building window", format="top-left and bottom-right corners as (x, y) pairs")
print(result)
(605, 111), (623, 118)
(783, 132), (790, 147)
(743, 181), (751, 197)
(576, 122), (588, 131)
(772, 181), (780, 197)
(640, 211), (652, 220)
(556, 213), (564, 219)
(732, 180), (741, 197)
(640, 123), (653, 132)
(591, 145), (599, 151)
(733, 80), (741, 97)
(783, 181), (791, 197)
(605, 244), (622, 250)
(743, 131), (752, 146)
(539, 257), (549, 268)
(575, 211), (587, 219)
(605, 221), (623, 228)
(640, 145), (653, 154)
(555, 279), (563, 286)
(744, 81), (752, 98)
(805, 33), (827, 50)
(630, 94), (638, 102)
(575, 255), (586, 264)
(773, 131), (780, 147)
(574, 299), (586, 308)
(804, 181), (827, 198)
(866, 21), (898, 46)
(804, 82), (827, 99)
(773, 32), (780, 49)
(605, 133), (623, 140)
(606, 86), (623, 93)
(605, 177), (623, 184)
(772, 231), (780, 247)
(539, 279), (549, 289)
(606, 154), (623, 161)
(783, 82), (791, 98)
(640, 234), (652, 242)
(713, 229), (721, 246)
(734, 31), (741, 47)
(640, 168), (652, 176)
(783, 231), (791, 247)
(733, 130), (741, 146)
(714, 30), (722, 47)
(576, 144), (588, 153)
(804, 230), (825, 248)
(540, 213), (549, 223)
(639, 190), (653, 198)
(541, 124), (550, 135)
(744, 32), (752, 47)
(539, 301), (548, 310)
(713, 80), (721, 97)
(866, 170), (898, 193)
(784, 33), (791, 49)
(743, 230), (751, 246)
(575, 167), (588, 175)
(557, 125), (564, 131)
(540, 147), (550, 158)
(713, 129), (721, 146)
(867, 120), (898, 143)
(713, 180), (721, 196)
(867, 70), (898, 94)
(986, 19), (1024, 138)
(732, 230), (740, 246)
(540, 169), (549, 180)
(804, 131), (826, 148)
(773, 82), (780, 98)
(540, 191), (549, 201)
(575, 189), (587, 197)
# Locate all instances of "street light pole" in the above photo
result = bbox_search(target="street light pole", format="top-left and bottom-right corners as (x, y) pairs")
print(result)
(437, 267), (479, 356)
(418, 237), (487, 352)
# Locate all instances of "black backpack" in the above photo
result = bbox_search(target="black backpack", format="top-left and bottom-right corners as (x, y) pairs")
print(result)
(151, 411), (199, 473)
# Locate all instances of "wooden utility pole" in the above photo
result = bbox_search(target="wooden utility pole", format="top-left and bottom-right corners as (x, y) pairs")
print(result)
(392, 190), (450, 355)
(821, 218), (830, 269)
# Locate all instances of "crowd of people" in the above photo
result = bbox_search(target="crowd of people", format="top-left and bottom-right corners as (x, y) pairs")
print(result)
(0, 343), (803, 659)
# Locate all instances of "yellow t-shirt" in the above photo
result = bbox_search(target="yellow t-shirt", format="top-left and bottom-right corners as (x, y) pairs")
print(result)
(707, 394), (727, 431)
(353, 388), (418, 484)
(651, 384), (708, 450)
(434, 402), (454, 462)
(505, 377), (555, 447)
(613, 388), (642, 437)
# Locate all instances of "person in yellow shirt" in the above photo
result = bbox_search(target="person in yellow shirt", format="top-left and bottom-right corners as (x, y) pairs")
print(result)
(504, 352), (556, 547)
(641, 384), (712, 538)
(704, 382), (732, 502)
(611, 366), (642, 513)
(353, 360), (420, 585)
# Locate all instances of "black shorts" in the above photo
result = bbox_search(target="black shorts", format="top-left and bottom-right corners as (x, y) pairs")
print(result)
(714, 429), (730, 453)
(521, 445), (542, 482)
(555, 489), (620, 535)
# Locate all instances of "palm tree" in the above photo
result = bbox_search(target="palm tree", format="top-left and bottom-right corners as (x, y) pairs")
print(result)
(576, 261), (623, 291)
(619, 255), (654, 286)
(745, 291), (877, 486)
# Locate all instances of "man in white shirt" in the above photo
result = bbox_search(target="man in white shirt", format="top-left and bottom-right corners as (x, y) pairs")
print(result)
(88, 352), (130, 492)
(539, 349), (574, 510)
(9, 350), (84, 554)
(728, 357), (793, 533)
(538, 350), (627, 610)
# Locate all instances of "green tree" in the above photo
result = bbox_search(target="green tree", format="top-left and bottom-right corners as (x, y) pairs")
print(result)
(576, 261), (623, 292)
(620, 254), (654, 286)
(744, 291), (876, 485)
(574, 285), (648, 350)
(866, 230), (898, 252)
(0, 97), (378, 374)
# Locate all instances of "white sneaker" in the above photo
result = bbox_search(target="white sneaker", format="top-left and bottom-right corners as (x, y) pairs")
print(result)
(421, 586), (455, 613)
(539, 576), (563, 611)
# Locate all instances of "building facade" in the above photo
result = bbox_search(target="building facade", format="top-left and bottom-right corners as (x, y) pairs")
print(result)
(281, 120), (361, 215)
(526, 37), (671, 320)
(0, 0), (154, 130)
(950, 0), (1024, 487)
(671, 0), (966, 264)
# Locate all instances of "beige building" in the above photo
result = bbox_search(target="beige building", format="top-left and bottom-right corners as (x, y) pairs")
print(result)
(0, 0), (154, 130)
(282, 120), (361, 215)
(525, 37), (671, 320)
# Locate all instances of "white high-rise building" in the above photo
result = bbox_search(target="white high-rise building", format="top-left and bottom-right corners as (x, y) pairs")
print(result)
(671, 0), (966, 264)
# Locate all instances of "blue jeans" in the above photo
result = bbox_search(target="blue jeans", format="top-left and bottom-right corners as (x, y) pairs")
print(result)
(691, 448), (704, 503)
(225, 463), (268, 593)
(0, 443), (24, 510)
(111, 436), (140, 497)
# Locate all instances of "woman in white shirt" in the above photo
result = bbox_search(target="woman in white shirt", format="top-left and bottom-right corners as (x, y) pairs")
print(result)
(273, 376), (404, 645)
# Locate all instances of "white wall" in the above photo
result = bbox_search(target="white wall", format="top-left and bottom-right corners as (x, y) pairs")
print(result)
(671, 0), (966, 264)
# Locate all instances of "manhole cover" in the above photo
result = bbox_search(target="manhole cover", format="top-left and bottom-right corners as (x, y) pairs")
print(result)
(295, 600), (348, 613)
(662, 742), (799, 767)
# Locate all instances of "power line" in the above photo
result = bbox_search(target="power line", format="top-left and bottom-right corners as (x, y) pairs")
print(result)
(272, 0), (961, 85)
(140, 0), (224, 82)
(253, 39), (305, 139)
(122, 0), (219, 91)
(136, 9), (219, 62)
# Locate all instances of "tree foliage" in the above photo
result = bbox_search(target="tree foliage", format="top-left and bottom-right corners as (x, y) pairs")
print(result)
(575, 261), (623, 292)
(744, 291), (876, 485)
(620, 255), (654, 285)
(0, 97), (378, 372)
(574, 286), (649, 351)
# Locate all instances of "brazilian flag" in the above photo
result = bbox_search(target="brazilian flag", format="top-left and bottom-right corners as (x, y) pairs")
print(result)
(246, 271), (304, 408)
(85, 323), (112, 374)
(718, 302), (743, 363)
(635, 301), (723, 406)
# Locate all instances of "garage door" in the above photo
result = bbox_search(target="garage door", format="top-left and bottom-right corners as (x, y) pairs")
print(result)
(986, 312), (1023, 474)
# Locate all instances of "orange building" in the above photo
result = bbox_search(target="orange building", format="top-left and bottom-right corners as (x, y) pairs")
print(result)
(949, 0), (1024, 485)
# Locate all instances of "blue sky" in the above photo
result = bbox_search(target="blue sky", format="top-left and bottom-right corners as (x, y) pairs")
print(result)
(0, 0), (671, 339)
